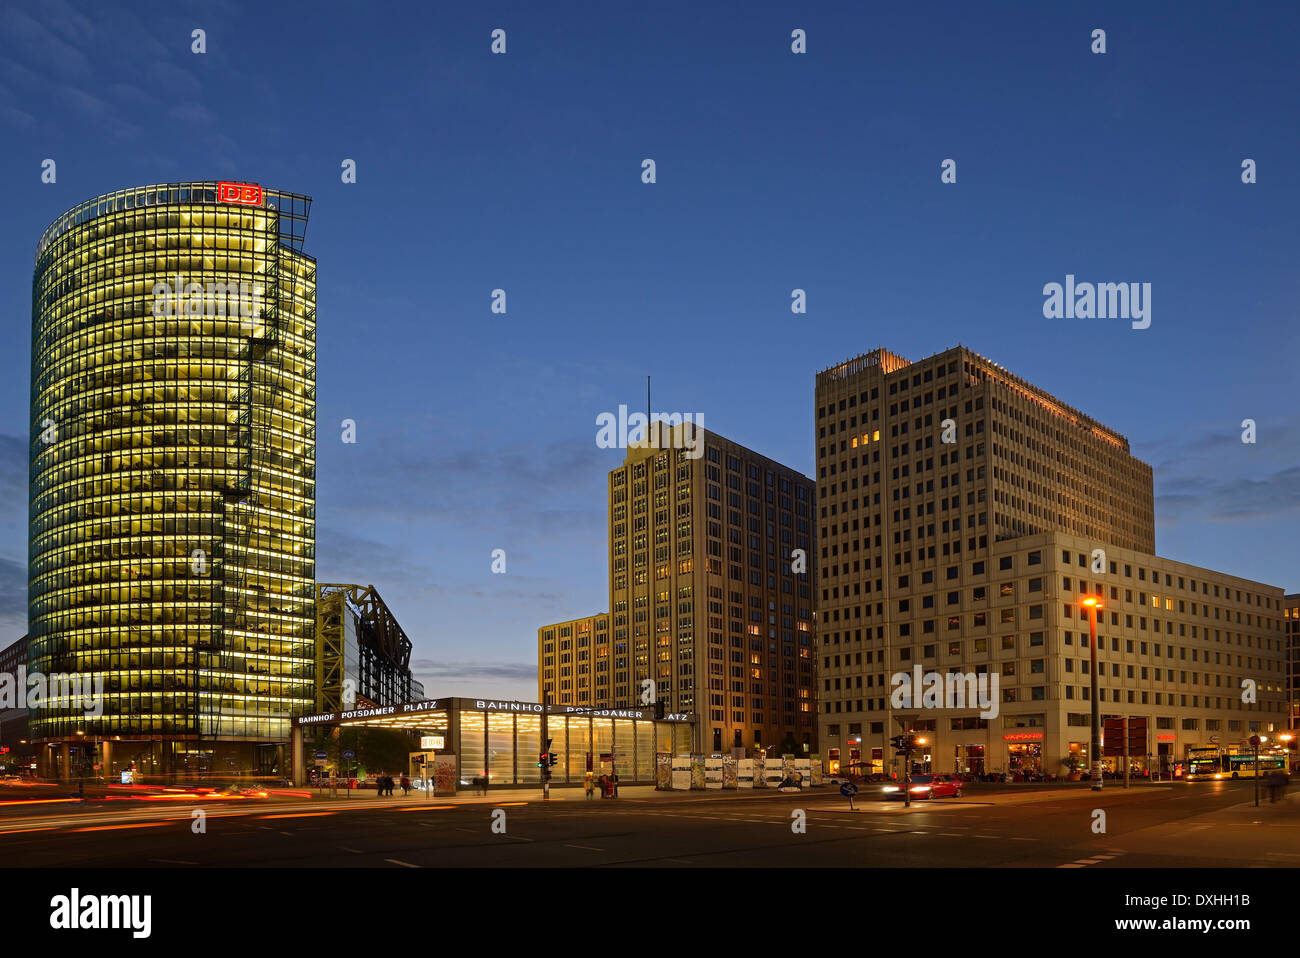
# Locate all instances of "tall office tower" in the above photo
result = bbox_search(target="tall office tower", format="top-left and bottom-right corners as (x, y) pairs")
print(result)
(814, 346), (1286, 778)
(602, 422), (817, 755)
(29, 181), (317, 779)
(1286, 594), (1300, 730)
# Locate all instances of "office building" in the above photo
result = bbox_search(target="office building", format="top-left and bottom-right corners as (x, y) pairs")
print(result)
(1286, 593), (1299, 731)
(538, 613), (610, 705)
(29, 181), (317, 779)
(542, 421), (817, 756)
(0, 636), (32, 770)
(815, 346), (1287, 777)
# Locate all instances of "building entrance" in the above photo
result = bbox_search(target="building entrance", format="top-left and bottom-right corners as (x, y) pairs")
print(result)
(955, 745), (984, 776)
(1007, 743), (1042, 778)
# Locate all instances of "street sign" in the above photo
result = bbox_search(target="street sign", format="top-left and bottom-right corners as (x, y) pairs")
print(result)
(839, 782), (859, 797)
(343, 749), (355, 760)
(314, 750), (327, 767)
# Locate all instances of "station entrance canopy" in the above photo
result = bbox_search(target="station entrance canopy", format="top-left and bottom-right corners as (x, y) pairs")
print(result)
(289, 696), (693, 789)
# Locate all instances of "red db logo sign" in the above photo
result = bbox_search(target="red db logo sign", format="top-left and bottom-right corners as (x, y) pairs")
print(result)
(217, 182), (263, 206)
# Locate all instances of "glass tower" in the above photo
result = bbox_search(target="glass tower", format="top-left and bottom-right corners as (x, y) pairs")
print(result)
(29, 181), (317, 779)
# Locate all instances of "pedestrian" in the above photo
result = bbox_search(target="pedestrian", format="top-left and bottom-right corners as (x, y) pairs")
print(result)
(612, 772), (619, 798)
(584, 774), (594, 800)
(400, 773), (410, 796)
(598, 773), (608, 798)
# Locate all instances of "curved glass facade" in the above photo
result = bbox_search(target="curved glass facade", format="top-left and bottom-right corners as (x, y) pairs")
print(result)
(29, 181), (316, 773)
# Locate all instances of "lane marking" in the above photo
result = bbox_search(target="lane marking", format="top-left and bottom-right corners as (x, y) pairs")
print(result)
(563, 843), (604, 851)
(71, 821), (169, 833)
(385, 858), (419, 868)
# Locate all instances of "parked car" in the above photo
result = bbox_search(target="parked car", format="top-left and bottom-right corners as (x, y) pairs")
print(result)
(824, 775), (853, 787)
(881, 773), (963, 800)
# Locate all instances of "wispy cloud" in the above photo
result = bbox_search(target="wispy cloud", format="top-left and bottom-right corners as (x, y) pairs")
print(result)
(1144, 420), (1300, 523)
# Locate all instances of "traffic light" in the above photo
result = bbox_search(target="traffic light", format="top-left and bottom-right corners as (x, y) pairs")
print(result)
(890, 732), (921, 753)
(537, 752), (549, 768)
(548, 753), (559, 767)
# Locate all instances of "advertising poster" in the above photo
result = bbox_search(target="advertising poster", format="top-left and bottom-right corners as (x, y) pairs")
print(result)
(753, 755), (766, 787)
(705, 756), (723, 788)
(690, 754), (706, 790)
(737, 758), (754, 788)
(672, 755), (692, 790)
(656, 753), (672, 789)
(810, 754), (823, 786)
(432, 754), (457, 795)
(722, 753), (738, 788)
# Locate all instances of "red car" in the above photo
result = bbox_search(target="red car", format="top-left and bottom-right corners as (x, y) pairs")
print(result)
(881, 773), (963, 800)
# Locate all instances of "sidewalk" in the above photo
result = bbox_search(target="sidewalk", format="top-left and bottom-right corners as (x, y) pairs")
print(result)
(300, 784), (828, 804)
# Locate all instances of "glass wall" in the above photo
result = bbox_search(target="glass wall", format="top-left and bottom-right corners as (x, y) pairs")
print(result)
(459, 712), (485, 788)
(545, 721), (567, 784)
(567, 717), (591, 780)
(593, 718), (614, 777)
(487, 712), (514, 784)
(636, 720), (655, 777)
(614, 719), (636, 779)
(517, 714), (542, 784)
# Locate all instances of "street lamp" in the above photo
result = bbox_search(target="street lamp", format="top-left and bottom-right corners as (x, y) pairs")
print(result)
(1082, 597), (1103, 792)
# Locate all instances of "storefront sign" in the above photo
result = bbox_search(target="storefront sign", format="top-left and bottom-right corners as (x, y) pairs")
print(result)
(1003, 732), (1044, 741)
(420, 736), (444, 750)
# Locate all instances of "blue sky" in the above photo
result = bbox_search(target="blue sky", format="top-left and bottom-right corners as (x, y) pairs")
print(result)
(1, 0), (1296, 700)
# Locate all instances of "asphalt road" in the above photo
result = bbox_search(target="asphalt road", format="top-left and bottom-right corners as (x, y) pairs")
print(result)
(1, 779), (1293, 867)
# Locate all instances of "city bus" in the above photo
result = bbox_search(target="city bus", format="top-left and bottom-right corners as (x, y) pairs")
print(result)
(1186, 746), (1290, 781)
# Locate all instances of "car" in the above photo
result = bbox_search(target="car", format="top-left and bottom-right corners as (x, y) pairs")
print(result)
(824, 775), (854, 787)
(880, 773), (963, 800)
